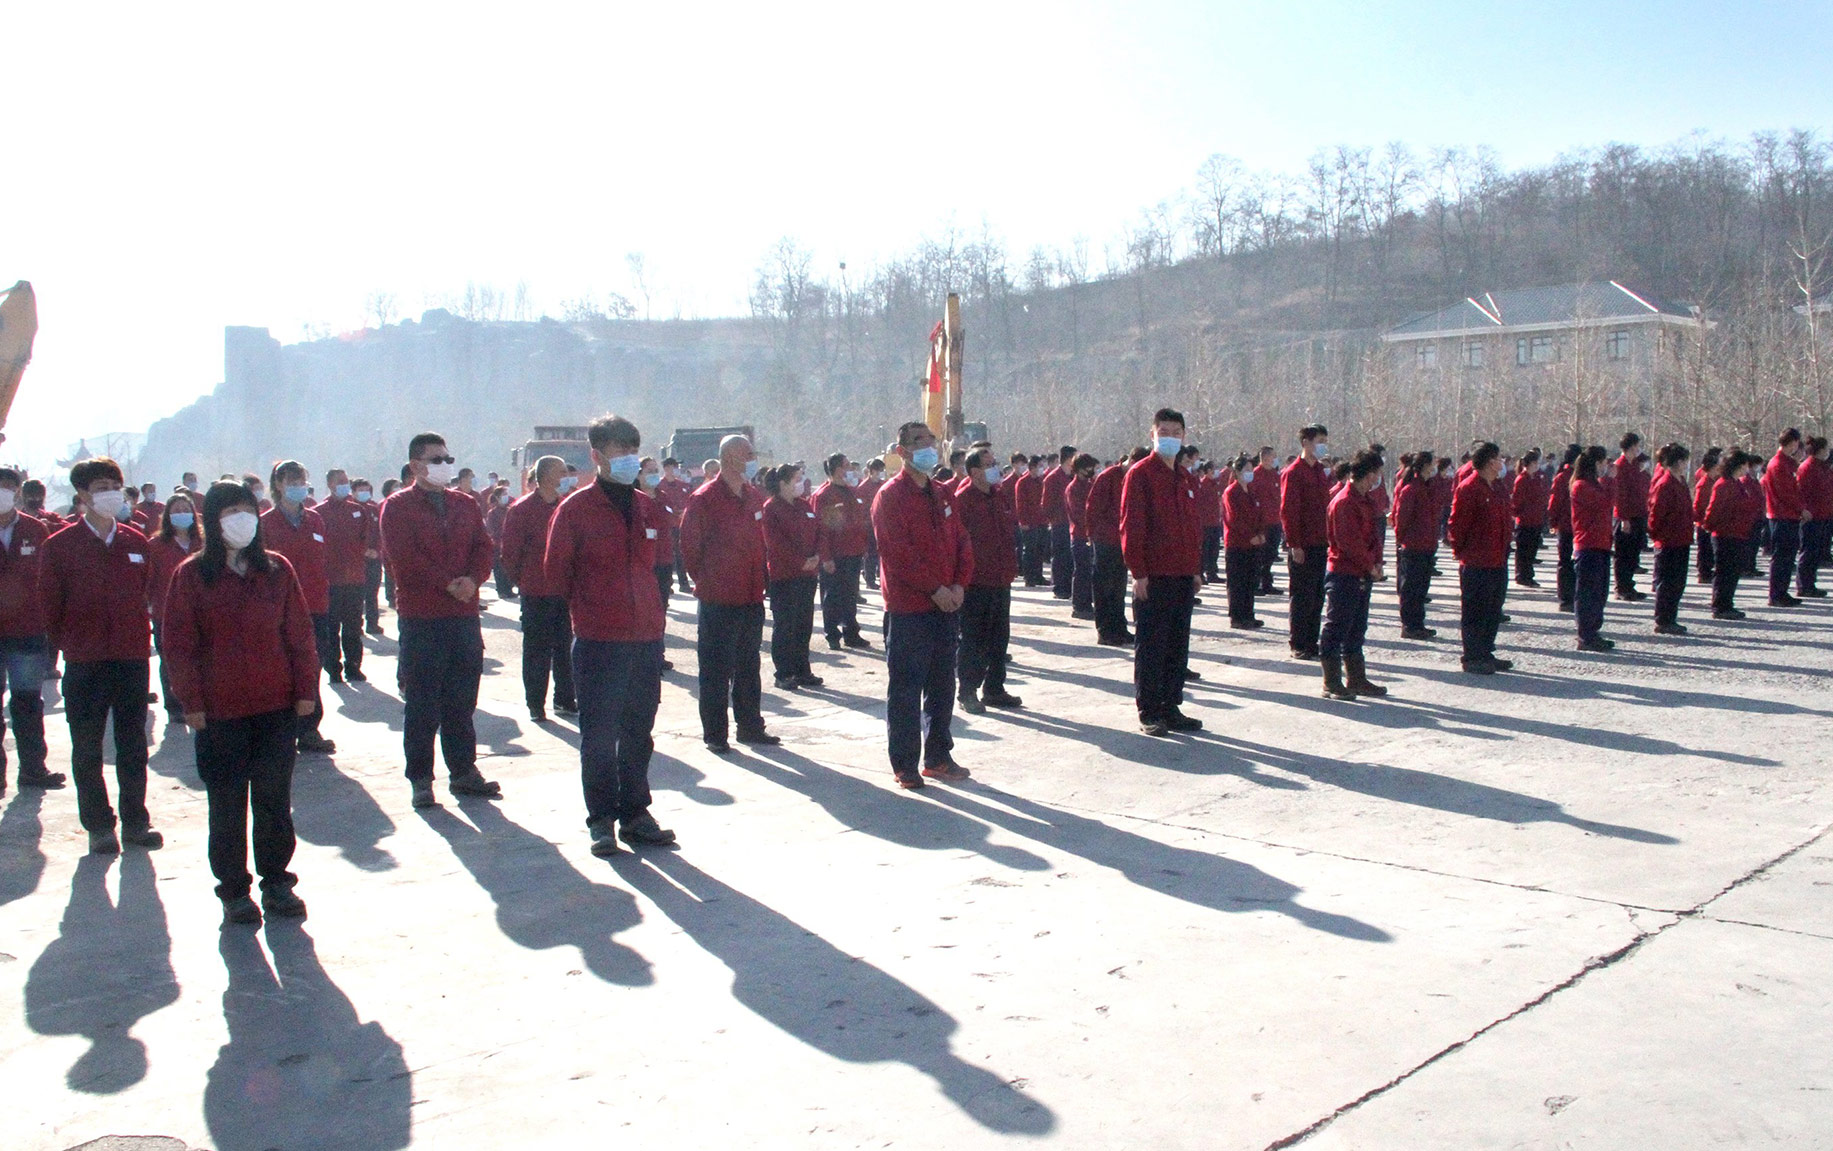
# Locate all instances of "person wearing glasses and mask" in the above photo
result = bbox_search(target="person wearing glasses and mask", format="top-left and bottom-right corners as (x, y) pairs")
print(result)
(163, 481), (319, 926)
(378, 433), (502, 808)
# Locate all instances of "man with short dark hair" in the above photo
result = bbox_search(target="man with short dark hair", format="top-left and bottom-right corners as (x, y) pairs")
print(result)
(0, 467), (62, 795)
(41, 457), (157, 852)
(955, 447), (1021, 714)
(1613, 432), (1650, 600)
(872, 422), (973, 787)
(502, 455), (577, 721)
(1763, 428), (1809, 607)
(1086, 448), (1141, 646)
(860, 457), (887, 589)
(680, 433), (776, 753)
(1122, 409), (1205, 737)
(1041, 446), (1076, 599)
(814, 453), (871, 650)
(262, 460), (337, 753)
(379, 433), (501, 807)
(1281, 425), (1331, 660)
(545, 415), (675, 854)
(319, 467), (373, 681)
(1449, 442), (1513, 674)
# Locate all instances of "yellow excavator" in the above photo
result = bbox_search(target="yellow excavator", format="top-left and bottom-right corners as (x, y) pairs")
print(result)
(0, 281), (36, 448)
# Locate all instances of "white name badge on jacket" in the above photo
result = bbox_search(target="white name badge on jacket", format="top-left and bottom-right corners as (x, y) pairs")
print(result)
(128, 553), (145, 563)
(313, 533), (325, 542)
(754, 511), (763, 520)
(645, 528), (657, 539)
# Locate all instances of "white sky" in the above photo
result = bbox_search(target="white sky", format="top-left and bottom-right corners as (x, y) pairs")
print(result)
(5, 0), (1828, 477)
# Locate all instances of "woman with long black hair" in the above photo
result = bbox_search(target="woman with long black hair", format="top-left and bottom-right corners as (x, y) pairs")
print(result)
(162, 481), (320, 926)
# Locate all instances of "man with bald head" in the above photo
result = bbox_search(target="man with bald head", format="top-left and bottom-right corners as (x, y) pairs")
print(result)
(679, 434), (778, 753)
(500, 455), (578, 721)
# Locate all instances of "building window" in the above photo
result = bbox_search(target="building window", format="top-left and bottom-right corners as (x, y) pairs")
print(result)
(1464, 340), (1484, 369)
(1517, 335), (1556, 365)
(1606, 329), (1630, 361)
(1416, 344), (1438, 368)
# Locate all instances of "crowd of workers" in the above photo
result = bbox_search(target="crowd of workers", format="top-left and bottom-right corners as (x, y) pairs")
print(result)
(0, 410), (1815, 926)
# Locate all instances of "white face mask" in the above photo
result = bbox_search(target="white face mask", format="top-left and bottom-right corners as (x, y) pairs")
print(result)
(982, 464), (1003, 486)
(0, 489), (15, 514)
(424, 461), (458, 487)
(220, 510), (259, 550)
(796, 477), (809, 497)
(1312, 441), (1329, 459)
(89, 489), (126, 520)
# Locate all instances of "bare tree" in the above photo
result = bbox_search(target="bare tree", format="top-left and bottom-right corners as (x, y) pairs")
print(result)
(626, 252), (651, 322)
(364, 291), (398, 330)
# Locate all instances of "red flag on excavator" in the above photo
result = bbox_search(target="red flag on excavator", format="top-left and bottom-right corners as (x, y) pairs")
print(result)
(923, 319), (946, 438)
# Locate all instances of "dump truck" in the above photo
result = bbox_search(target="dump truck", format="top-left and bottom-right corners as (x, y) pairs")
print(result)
(666, 425), (757, 470)
(510, 425), (593, 477)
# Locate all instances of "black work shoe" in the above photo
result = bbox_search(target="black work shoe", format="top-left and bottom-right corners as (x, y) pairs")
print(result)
(1461, 658), (1497, 675)
(921, 761), (970, 782)
(795, 672), (826, 688)
(1184, 669), (1203, 681)
(1140, 717), (1172, 737)
(619, 812), (677, 847)
(326, 673), (345, 685)
(1770, 595), (1803, 607)
(529, 707), (548, 723)
(121, 827), (164, 849)
(366, 624), (386, 636)
(221, 896), (262, 927)
(894, 771), (925, 789)
(1291, 648), (1319, 661)
(1712, 608), (1747, 620)
(1654, 622), (1689, 635)
(826, 635), (843, 651)
(1163, 710), (1203, 732)
(18, 768), (66, 789)
(1229, 618), (1265, 630)
(554, 704), (579, 718)
(1070, 608), (1095, 620)
(983, 691), (1024, 709)
(842, 633), (874, 650)
(774, 675), (800, 691)
(411, 781), (437, 808)
(346, 669), (367, 683)
(704, 740), (734, 755)
(449, 771), (502, 798)
(1400, 627), (1437, 640)
(1799, 587), (1828, 598)
(957, 692), (986, 715)
(297, 733), (337, 754)
(89, 828), (120, 854)
(262, 888), (308, 918)
(736, 729), (781, 746)
(588, 819), (622, 857)
(1490, 657), (1515, 670)
(1576, 638), (1614, 653)
(1557, 601), (1575, 612)
(1614, 590), (1647, 602)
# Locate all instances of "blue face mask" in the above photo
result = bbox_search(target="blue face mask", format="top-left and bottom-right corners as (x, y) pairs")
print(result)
(1239, 469), (1254, 485)
(1154, 436), (1181, 459)
(641, 471), (661, 488)
(743, 459), (762, 482)
(284, 484), (310, 504)
(333, 483), (352, 498)
(169, 512), (195, 531)
(911, 446), (940, 471)
(605, 454), (642, 485)
(355, 490), (373, 503)
(558, 475), (579, 494)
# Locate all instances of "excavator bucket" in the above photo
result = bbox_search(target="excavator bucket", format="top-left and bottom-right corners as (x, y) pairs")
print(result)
(0, 281), (37, 432)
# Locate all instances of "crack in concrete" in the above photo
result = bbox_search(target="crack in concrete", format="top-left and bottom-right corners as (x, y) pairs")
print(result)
(1696, 914), (1833, 942)
(1256, 821), (1832, 1149)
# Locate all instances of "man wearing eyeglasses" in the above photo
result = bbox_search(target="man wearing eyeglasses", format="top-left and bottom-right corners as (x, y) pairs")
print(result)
(379, 432), (502, 809)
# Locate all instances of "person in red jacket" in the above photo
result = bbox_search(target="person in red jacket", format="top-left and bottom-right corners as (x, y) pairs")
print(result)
(1510, 448), (1548, 587)
(1447, 442), (1513, 674)
(1280, 425), (1332, 660)
(1196, 460), (1224, 586)
(483, 481), (514, 599)
(1796, 436), (1833, 596)
(1250, 446), (1283, 595)
(164, 481), (319, 925)
(870, 422), (974, 788)
(1761, 427), (1808, 607)
(1040, 446), (1075, 600)
(146, 492), (202, 725)
(814, 453), (872, 650)
(262, 461), (337, 755)
(1221, 453), (1266, 630)
(318, 467), (374, 683)
(859, 456), (887, 590)
(1692, 448), (1722, 585)
(1066, 451), (1099, 619)
(680, 433), (777, 753)
(40, 457), (159, 853)
(1612, 432), (1651, 600)
(350, 477), (386, 635)
(1320, 449), (1388, 700)
(1647, 443), (1695, 635)
(1013, 454), (1046, 587)
(1391, 450), (1440, 639)
(1705, 448), (1762, 619)
(1545, 445), (1579, 610)
(1570, 446), (1617, 650)
(1122, 409), (1205, 737)
(500, 455), (578, 721)
(638, 457), (679, 672)
(543, 415), (675, 854)
(761, 463), (827, 691)
(0, 467), (62, 792)
(379, 432), (502, 807)
(1086, 449), (1141, 646)
(955, 448), (1023, 714)
(656, 457), (694, 594)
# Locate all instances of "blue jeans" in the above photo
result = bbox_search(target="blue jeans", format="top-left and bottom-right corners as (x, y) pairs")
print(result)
(885, 610), (958, 775)
(572, 638), (663, 825)
(397, 615), (483, 782)
(1319, 571), (1372, 657)
(1575, 549), (1610, 641)
(0, 634), (51, 777)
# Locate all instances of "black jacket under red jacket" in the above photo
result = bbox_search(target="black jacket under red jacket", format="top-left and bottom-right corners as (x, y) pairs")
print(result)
(40, 518), (152, 662)
(161, 553), (320, 721)
(870, 470), (974, 613)
(542, 480), (665, 643)
(1447, 471), (1509, 569)
(0, 512), (49, 639)
(1648, 470), (1695, 548)
(1279, 457), (1331, 549)
(1326, 485), (1381, 576)
(1119, 454), (1203, 578)
(956, 479), (1017, 588)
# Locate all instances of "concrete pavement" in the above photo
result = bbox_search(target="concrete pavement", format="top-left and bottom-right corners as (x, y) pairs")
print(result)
(2, 564), (1828, 1149)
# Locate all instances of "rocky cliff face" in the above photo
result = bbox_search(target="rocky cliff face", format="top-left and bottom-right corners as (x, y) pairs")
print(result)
(136, 309), (776, 487)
